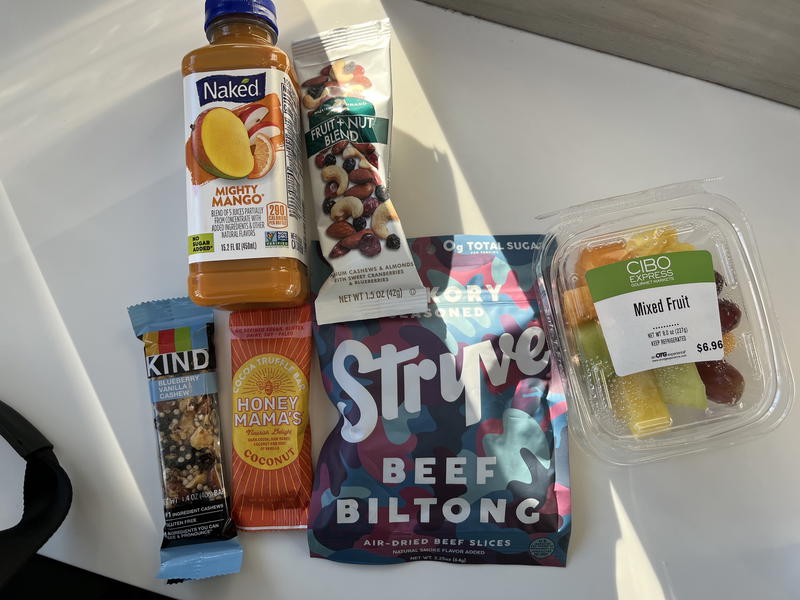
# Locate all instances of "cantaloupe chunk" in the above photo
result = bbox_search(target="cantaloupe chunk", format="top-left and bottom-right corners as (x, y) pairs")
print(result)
(575, 241), (630, 282)
(192, 107), (254, 179)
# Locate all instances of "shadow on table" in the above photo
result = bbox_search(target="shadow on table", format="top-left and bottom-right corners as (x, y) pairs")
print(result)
(2, 555), (170, 600)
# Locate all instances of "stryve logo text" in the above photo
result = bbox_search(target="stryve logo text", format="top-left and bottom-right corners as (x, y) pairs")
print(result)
(332, 326), (549, 442)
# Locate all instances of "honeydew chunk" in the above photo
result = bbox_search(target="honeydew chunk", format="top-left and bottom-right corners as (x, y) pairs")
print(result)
(576, 321), (615, 382)
(653, 363), (707, 410)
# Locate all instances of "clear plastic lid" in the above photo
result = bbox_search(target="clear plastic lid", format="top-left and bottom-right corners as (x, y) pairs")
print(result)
(536, 181), (794, 464)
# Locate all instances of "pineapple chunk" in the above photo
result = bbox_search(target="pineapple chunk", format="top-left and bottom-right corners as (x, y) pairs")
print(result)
(609, 371), (672, 437)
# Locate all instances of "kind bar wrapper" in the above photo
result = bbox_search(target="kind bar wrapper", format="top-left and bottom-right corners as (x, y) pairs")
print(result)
(308, 235), (571, 565)
(292, 19), (427, 325)
(230, 306), (313, 529)
(127, 298), (242, 582)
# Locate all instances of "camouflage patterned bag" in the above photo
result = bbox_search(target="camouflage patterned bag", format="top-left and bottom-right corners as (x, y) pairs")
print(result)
(308, 235), (571, 566)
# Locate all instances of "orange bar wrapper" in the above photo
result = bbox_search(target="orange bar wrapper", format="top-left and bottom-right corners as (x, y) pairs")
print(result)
(229, 306), (312, 530)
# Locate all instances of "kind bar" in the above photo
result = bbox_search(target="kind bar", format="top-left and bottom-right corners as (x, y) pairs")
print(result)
(308, 235), (571, 566)
(128, 298), (242, 581)
(230, 305), (313, 529)
(292, 19), (427, 324)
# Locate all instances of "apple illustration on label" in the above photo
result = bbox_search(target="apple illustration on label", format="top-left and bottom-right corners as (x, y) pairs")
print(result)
(248, 122), (282, 145)
(237, 103), (270, 130)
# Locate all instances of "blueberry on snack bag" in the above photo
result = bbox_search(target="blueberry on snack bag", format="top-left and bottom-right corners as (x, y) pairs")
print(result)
(307, 235), (571, 566)
(128, 298), (242, 581)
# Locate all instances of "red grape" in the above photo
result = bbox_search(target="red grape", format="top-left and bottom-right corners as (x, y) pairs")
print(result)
(718, 298), (741, 333)
(714, 271), (725, 295)
(696, 360), (745, 405)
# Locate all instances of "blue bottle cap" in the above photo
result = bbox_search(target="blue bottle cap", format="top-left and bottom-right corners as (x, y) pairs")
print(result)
(204, 0), (278, 36)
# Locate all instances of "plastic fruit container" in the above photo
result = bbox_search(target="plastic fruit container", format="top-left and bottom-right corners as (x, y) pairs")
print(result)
(536, 181), (794, 464)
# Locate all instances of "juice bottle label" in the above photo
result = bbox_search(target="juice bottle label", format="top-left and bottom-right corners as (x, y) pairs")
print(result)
(585, 250), (723, 376)
(183, 68), (306, 265)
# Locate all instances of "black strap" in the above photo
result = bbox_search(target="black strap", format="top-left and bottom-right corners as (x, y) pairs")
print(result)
(0, 400), (72, 587)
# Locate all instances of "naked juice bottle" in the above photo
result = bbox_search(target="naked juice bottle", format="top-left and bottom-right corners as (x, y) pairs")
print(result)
(183, 0), (308, 309)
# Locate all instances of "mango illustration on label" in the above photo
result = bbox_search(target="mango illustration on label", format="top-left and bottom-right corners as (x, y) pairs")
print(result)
(192, 107), (255, 179)
(229, 306), (312, 530)
(188, 92), (283, 184)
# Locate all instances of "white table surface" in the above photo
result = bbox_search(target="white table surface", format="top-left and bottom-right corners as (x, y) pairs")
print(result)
(1, 1), (799, 598)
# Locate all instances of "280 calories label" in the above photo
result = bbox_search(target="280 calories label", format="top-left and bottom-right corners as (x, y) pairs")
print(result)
(585, 251), (723, 376)
(183, 68), (306, 265)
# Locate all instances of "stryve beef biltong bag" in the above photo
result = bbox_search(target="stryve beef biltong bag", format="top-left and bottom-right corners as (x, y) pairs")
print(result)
(308, 235), (571, 566)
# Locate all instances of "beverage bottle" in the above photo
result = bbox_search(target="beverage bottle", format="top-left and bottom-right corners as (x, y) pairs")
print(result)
(183, 0), (307, 309)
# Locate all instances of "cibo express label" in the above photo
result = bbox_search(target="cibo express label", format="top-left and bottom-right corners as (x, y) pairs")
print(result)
(585, 250), (723, 376)
(183, 68), (306, 265)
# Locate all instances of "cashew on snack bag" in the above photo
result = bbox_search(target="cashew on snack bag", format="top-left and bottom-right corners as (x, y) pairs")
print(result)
(293, 20), (427, 325)
(308, 235), (572, 566)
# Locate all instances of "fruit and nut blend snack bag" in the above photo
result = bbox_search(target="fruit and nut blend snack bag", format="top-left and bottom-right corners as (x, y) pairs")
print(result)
(293, 20), (427, 325)
(128, 298), (242, 581)
(308, 235), (571, 565)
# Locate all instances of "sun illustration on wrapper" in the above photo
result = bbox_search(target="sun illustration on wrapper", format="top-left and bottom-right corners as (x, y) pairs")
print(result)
(240, 364), (295, 398)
